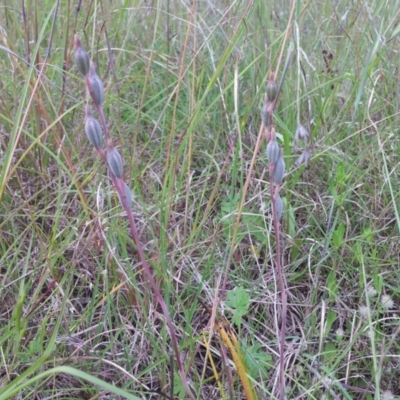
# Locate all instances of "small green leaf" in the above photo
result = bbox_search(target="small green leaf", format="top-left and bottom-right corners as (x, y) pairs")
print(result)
(243, 343), (272, 379)
(361, 227), (374, 243)
(332, 222), (345, 249)
(226, 287), (250, 326)
(221, 193), (240, 214)
(328, 179), (338, 200)
(323, 342), (337, 364)
(324, 310), (337, 336)
(220, 193), (242, 237)
(336, 162), (346, 187)
(173, 373), (186, 398)
(327, 271), (338, 301)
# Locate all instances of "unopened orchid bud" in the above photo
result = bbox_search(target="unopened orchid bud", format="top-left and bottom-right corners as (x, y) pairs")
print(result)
(267, 138), (280, 165)
(88, 62), (104, 106)
(85, 115), (103, 149)
(266, 80), (278, 102)
(107, 147), (123, 179)
(275, 194), (284, 220)
(74, 35), (90, 76)
(118, 183), (132, 209)
(273, 152), (285, 184)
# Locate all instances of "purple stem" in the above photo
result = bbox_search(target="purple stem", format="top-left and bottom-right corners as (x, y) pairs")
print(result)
(268, 125), (286, 400)
(89, 92), (195, 400)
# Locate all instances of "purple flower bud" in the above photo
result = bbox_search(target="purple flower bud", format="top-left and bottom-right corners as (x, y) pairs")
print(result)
(74, 35), (90, 76)
(266, 138), (280, 165)
(85, 115), (103, 149)
(261, 102), (272, 128)
(118, 183), (132, 209)
(88, 62), (104, 106)
(107, 147), (123, 179)
(266, 80), (278, 102)
(273, 152), (285, 185)
(275, 194), (284, 220)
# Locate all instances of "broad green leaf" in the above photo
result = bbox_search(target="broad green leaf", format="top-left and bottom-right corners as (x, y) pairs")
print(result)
(226, 287), (250, 326)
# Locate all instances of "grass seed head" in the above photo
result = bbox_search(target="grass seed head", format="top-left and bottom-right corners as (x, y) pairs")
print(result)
(381, 294), (394, 310)
(358, 305), (369, 318)
(382, 390), (395, 400)
(88, 62), (105, 106)
(74, 34), (90, 76)
(107, 147), (124, 179)
(366, 285), (377, 298)
(336, 327), (344, 338)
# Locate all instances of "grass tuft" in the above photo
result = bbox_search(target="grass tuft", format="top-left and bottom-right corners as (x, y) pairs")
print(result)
(1, 1), (400, 399)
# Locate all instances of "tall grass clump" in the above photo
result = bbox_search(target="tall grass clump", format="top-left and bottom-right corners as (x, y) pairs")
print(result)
(2, 1), (400, 399)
